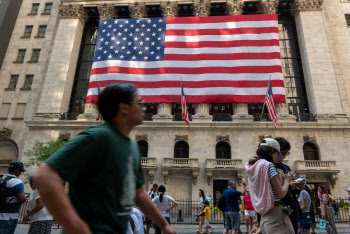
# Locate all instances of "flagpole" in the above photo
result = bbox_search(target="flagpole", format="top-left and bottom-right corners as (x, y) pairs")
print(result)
(261, 75), (271, 119)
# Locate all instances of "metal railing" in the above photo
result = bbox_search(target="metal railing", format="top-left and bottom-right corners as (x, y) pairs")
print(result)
(253, 113), (272, 121)
(212, 113), (232, 121)
(173, 113), (192, 121)
(296, 113), (317, 122)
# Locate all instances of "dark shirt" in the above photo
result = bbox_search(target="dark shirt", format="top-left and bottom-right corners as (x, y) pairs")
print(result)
(223, 188), (242, 212)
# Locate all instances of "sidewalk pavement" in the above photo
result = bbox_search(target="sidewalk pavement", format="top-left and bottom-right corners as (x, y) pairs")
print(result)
(15, 223), (350, 233)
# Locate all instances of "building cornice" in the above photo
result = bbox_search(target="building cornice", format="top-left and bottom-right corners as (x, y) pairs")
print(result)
(258, 0), (279, 14)
(225, 0), (244, 15)
(291, 0), (323, 14)
(97, 3), (117, 19)
(59, 4), (88, 24)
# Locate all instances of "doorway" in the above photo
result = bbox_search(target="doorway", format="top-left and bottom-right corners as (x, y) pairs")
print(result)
(213, 180), (228, 205)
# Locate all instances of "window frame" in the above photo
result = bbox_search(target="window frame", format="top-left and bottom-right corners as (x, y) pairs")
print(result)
(29, 3), (39, 15)
(37, 25), (47, 37)
(22, 75), (34, 90)
(43, 3), (53, 14)
(15, 49), (26, 63)
(30, 49), (41, 62)
(23, 25), (33, 38)
(8, 75), (19, 89)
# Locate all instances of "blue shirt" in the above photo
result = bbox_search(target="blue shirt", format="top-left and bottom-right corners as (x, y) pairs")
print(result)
(223, 188), (242, 212)
(0, 174), (24, 220)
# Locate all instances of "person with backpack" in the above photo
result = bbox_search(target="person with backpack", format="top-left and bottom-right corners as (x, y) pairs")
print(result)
(0, 161), (26, 234)
(146, 184), (160, 234)
(318, 185), (338, 234)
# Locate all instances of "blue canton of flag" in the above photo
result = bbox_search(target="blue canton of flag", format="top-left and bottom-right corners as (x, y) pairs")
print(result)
(94, 18), (167, 62)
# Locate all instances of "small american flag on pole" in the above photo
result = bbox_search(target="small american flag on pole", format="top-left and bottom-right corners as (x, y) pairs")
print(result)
(97, 80), (104, 125)
(264, 79), (277, 128)
(181, 79), (190, 127)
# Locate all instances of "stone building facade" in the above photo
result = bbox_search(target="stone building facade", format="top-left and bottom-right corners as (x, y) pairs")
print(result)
(1, 0), (350, 201)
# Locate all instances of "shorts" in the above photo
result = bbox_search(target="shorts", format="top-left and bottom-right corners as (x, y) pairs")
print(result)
(245, 210), (256, 217)
(204, 219), (210, 226)
(224, 211), (240, 230)
(299, 212), (312, 231)
(310, 211), (316, 223)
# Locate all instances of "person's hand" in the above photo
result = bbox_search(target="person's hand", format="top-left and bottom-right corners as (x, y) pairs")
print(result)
(290, 181), (302, 190)
(165, 208), (170, 213)
(162, 225), (177, 234)
(23, 214), (29, 223)
(282, 172), (292, 183)
(242, 178), (247, 186)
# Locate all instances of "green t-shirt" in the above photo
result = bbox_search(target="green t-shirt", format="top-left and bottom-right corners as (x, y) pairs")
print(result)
(45, 122), (144, 233)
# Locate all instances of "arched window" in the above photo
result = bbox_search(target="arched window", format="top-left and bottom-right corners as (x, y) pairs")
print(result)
(174, 141), (189, 158)
(216, 141), (231, 159)
(138, 140), (148, 158)
(303, 143), (319, 160)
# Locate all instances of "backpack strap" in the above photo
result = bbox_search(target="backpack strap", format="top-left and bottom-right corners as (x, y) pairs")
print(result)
(129, 216), (135, 233)
(3, 176), (16, 186)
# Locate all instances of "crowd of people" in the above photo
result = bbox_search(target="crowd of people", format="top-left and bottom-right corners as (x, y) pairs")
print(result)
(0, 83), (349, 234)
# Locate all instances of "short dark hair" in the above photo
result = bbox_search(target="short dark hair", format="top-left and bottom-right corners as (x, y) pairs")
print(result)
(153, 183), (158, 187)
(256, 145), (274, 163)
(8, 167), (18, 173)
(274, 137), (291, 152)
(97, 83), (137, 122)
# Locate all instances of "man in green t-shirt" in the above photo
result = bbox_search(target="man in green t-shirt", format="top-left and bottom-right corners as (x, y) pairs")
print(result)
(33, 83), (177, 234)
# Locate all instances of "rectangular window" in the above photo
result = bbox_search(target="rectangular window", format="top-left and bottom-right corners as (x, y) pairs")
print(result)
(13, 104), (26, 119)
(24, 25), (33, 37)
(30, 49), (40, 62)
(9, 75), (19, 89)
(44, 3), (52, 14)
(38, 25), (47, 37)
(0, 104), (11, 119)
(345, 14), (350, 27)
(31, 3), (39, 14)
(23, 75), (34, 89)
(16, 49), (26, 62)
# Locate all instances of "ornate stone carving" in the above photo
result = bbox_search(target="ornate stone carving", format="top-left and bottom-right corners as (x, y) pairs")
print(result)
(216, 135), (230, 143)
(59, 4), (88, 24)
(291, 0), (323, 14)
(135, 134), (148, 141)
(225, 0), (244, 15)
(206, 170), (213, 185)
(193, 0), (211, 16)
(129, 2), (147, 18)
(43, 113), (61, 120)
(303, 135), (317, 143)
(0, 128), (13, 138)
(192, 170), (199, 185)
(259, 135), (272, 142)
(258, 0), (279, 14)
(58, 132), (71, 141)
(236, 171), (244, 185)
(97, 3), (117, 20)
(175, 135), (188, 141)
(315, 114), (336, 120)
(77, 112), (99, 120)
(163, 169), (169, 184)
(148, 170), (156, 184)
(161, 1), (179, 17)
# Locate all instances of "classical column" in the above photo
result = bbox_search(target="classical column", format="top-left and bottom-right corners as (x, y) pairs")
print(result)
(192, 0), (213, 122)
(35, 5), (88, 120)
(257, 0), (279, 14)
(291, 0), (348, 123)
(231, 104), (253, 122)
(129, 2), (147, 18)
(161, 1), (179, 17)
(225, 0), (244, 15)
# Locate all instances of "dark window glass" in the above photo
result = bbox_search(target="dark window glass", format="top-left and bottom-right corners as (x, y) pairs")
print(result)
(17, 49), (26, 62)
(178, 4), (193, 17)
(23, 75), (34, 89)
(210, 103), (232, 121)
(172, 103), (194, 121)
(38, 25), (47, 37)
(138, 140), (148, 157)
(31, 4), (39, 14)
(24, 26), (33, 37)
(44, 3), (52, 14)
(210, 3), (226, 16)
(303, 143), (319, 160)
(31, 49), (40, 62)
(216, 141), (231, 159)
(146, 5), (162, 18)
(9, 75), (19, 89)
(174, 141), (189, 158)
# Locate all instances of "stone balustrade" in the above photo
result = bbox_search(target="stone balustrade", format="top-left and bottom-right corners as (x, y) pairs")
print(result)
(163, 158), (199, 168)
(140, 157), (157, 168)
(295, 160), (337, 171)
(206, 159), (242, 169)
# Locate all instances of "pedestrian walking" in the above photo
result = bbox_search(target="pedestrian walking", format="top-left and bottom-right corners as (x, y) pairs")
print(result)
(222, 179), (247, 234)
(126, 207), (144, 234)
(304, 185), (317, 234)
(245, 138), (294, 234)
(318, 185), (338, 234)
(295, 178), (312, 234)
(152, 185), (178, 234)
(197, 200), (213, 233)
(243, 189), (255, 233)
(197, 189), (206, 231)
(33, 83), (176, 234)
(0, 161), (26, 234)
(146, 184), (160, 234)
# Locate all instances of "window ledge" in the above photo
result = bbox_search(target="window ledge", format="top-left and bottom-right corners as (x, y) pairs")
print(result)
(41, 13), (51, 15)
(20, 88), (31, 91)
(34, 36), (45, 38)
(13, 61), (23, 64)
(4, 88), (16, 91)
(0, 118), (8, 120)
(21, 36), (31, 39)
(27, 61), (38, 63)
(11, 118), (24, 120)
(27, 13), (37, 16)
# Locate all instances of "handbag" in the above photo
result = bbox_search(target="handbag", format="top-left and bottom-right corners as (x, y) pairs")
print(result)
(318, 218), (329, 230)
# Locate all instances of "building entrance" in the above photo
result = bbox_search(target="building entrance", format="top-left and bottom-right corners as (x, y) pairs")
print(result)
(213, 180), (228, 205)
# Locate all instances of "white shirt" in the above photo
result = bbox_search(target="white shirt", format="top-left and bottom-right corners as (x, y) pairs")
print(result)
(126, 207), (144, 234)
(148, 190), (160, 199)
(153, 195), (173, 218)
(28, 189), (53, 222)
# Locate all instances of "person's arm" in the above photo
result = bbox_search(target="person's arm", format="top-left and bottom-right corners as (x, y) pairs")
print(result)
(23, 197), (44, 223)
(241, 179), (247, 196)
(243, 197), (246, 210)
(15, 192), (26, 204)
(312, 200), (317, 215)
(33, 163), (91, 234)
(135, 187), (176, 234)
(270, 173), (292, 199)
(301, 198), (307, 211)
(166, 199), (178, 213)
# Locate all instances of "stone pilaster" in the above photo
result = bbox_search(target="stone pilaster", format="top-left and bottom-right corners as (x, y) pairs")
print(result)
(129, 2), (147, 19)
(193, 0), (211, 17)
(35, 5), (87, 120)
(153, 103), (173, 122)
(97, 3), (117, 20)
(231, 103), (253, 122)
(258, 0), (279, 14)
(291, 0), (348, 123)
(161, 1), (179, 17)
(225, 0), (244, 15)
(276, 102), (297, 123)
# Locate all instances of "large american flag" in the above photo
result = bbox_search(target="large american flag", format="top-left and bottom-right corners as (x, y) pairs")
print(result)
(265, 80), (277, 128)
(87, 14), (285, 103)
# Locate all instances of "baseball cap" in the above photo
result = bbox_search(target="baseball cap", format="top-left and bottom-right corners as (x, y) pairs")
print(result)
(9, 161), (26, 172)
(260, 138), (281, 155)
(295, 178), (308, 184)
(202, 200), (209, 205)
(346, 188), (350, 192)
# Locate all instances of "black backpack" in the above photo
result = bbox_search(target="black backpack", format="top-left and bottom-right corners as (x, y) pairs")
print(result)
(0, 175), (16, 212)
(218, 193), (226, 212)
(332, 201), (339, 215)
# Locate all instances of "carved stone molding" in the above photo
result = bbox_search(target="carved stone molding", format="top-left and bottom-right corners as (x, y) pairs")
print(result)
(135, 134), (148, 141)
(148, 170), (156, 184)
(58, 132), (71, 141)
(77, 112), (99, 121)
(129, 2), (147, 18)
(206, 170), (213, 185)
(291, 0), (323, 15)
(175, 135), (188, 142)
(216, 135), (230, 143)
(97, 3), (117, 20)
(0, 128), (13, 138)
(44, 113), (61, 121)
(192, 170), (199, 185)
(161, 1), (179, 17)
(259, 135), (272, 142)
(59, 4), (88, 24)
(225, 0), (244, 15)
(315, 114), (336, 120)
(193, 0), (211, 16)
(258, 0), (279, 14)
(303, 135), (317, 143)
(163, 169), (169, 184)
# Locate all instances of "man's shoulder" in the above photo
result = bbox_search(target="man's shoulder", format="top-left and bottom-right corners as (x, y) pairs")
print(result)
(3, 175), (22, 188)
